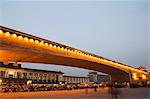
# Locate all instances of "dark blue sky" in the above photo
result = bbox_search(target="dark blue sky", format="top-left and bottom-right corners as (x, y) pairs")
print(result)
(0, 0), (149, 76)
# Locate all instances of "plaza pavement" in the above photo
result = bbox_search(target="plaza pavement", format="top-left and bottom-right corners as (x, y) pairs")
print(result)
(0, 87), (149, 99)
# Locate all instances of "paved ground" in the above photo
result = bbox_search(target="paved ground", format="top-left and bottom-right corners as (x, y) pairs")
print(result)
(0, 88), (149, 99)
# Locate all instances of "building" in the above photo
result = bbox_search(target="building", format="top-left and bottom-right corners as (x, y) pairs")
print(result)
(63, 75), (89, 84)
(88, 71), (110, 83)
(88, 71), (98, 83)
(0, 62), (64, 85)
(97, 74), (111, 83)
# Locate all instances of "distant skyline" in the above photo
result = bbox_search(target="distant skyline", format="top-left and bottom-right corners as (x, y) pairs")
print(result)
(0, 0), (149, 76)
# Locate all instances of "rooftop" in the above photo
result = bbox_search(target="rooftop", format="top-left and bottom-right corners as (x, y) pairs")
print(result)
(0, 62), (64, 74)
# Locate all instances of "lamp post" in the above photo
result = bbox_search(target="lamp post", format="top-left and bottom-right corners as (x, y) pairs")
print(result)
(0, 79), (2, 85)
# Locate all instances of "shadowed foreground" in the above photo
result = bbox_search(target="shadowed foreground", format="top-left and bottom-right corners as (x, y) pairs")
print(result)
(0, 88), (149, 99)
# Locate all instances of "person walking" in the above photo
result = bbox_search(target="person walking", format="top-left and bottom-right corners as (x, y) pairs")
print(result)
(109, 87), (123, 99)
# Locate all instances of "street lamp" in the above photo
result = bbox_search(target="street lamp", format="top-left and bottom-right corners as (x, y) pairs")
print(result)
(0, 79), (2, 85)
(142, 74), (146, 80)
(27, 80), (32, 85)
(59, 81), (62, 84)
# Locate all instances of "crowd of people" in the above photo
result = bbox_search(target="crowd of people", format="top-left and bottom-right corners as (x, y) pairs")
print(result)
(0, 83), (101, 93)
(0, 84), (28, 92)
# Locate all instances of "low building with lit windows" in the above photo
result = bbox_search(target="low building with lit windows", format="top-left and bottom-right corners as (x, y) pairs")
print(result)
(63, 75), (89, 84)
(0, 62), (64, 85)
